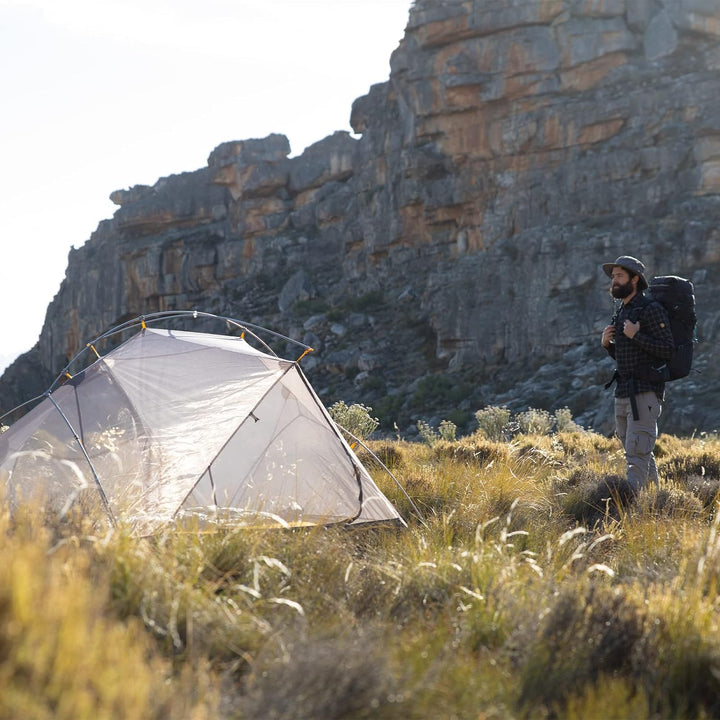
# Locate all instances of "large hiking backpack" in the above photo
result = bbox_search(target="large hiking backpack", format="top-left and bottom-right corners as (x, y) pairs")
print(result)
(644, 275), (697, 381)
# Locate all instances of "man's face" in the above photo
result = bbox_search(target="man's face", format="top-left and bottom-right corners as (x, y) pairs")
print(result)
(610, 267), (635, 299)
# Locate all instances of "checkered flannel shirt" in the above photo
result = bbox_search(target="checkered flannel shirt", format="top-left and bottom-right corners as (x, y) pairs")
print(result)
(606, 293), (674, 399)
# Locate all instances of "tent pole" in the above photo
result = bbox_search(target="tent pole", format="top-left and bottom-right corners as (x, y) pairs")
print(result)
(208, 466), (218, 506)
(48, 310), (314, 392)
(0, 393), (47, 424)
(46, 393), (117, 527)
(336, 426), (426, 528)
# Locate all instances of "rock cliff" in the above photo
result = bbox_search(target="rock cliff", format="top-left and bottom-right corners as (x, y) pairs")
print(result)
(3, 0), (720, 436)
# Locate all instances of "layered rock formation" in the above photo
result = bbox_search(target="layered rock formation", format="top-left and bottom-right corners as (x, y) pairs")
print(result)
(3, 0), (720, 436)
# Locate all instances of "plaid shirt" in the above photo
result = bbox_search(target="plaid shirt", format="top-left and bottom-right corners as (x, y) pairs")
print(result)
(606, 293), (674, 398)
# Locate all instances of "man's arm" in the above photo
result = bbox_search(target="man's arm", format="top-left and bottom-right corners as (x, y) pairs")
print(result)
(602, 324), (616, 358)
(632, 302), (674, 360)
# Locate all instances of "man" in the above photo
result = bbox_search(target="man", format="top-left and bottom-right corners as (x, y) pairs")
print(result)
(601, 256), (674, 492)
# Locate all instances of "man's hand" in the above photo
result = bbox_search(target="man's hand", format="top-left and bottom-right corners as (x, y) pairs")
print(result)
(602, 325), (616, 348)
(623, 319), (640, 339)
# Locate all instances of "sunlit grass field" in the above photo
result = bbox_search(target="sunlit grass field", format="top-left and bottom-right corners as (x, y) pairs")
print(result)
(3, 427), (720, 719)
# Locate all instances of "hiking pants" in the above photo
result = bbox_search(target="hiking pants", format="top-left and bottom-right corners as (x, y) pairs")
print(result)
(615, 391), (662, 491)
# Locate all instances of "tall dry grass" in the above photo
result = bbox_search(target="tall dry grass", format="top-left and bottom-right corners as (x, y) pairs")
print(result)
(0, 504), (217, 719)
(3, 428), (720, 718)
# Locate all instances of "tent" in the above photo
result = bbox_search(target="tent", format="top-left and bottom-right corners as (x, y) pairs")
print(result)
(0, 313), (406, 535)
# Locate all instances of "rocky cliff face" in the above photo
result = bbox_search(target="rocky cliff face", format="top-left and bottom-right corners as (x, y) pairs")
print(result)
(3, 0), (720, 436)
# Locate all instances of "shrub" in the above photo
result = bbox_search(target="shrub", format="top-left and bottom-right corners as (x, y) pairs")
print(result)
(328, 401), (379, 441)
(519, 583), (645, 714)
(475, 406), (581, 439)
(417, 419), (457, 446)
(444, 408), (472, 432)
(553, 429), (618, 460)
(433, 436), (512, 466)
(241, 631), (396, 719)
(417, 419), (440, 446)
(555, 406), (582, 433)
(412, 375), (456, 408)
(293, 298), (329, 316)
(368, 442), (405, 469)
(475, 406), (512, 441)
(560, 471), (634, 527)
(632, 484), (704, 519)
(359, 374), (386, 394)
(345, 290), (385, 313)
(516, 408), (555, 436)
(373, 394), (405, 430)
(439, 420), (457, 441)
(659, 447), (720, 482)
(685, 477), (720, 509)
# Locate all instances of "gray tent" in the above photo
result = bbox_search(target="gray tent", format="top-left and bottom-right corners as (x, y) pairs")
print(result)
(0, 313), (405, 535)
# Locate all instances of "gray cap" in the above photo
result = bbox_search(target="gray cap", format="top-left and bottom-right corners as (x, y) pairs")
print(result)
(602, 255), (648, 290)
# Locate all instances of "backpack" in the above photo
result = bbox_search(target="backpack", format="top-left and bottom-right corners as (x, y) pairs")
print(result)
(638, 275), (697, 381)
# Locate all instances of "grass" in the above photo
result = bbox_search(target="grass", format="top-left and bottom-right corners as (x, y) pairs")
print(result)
(4, 428), (720, 718)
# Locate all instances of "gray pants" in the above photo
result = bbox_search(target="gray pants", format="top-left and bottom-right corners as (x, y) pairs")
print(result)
(615, 391), (662, 491)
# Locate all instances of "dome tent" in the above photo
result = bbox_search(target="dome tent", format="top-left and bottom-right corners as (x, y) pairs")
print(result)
(0, 312), (406, 535)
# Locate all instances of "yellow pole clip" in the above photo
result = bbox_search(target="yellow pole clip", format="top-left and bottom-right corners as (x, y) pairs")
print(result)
(65, 372), (73, 380)
(141, 318), (147, 330)
(86, 343), (100, 359)
(296, 347), (314, 362)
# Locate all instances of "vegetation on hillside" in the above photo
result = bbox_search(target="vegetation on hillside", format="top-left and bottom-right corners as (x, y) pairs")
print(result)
(3, 410), (720, 719)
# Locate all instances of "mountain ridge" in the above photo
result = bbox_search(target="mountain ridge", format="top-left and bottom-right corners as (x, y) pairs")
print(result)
(2, 0), (719, 436)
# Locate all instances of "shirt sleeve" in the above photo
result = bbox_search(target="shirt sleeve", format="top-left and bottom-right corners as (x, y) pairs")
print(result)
(632, 301), (674, 360)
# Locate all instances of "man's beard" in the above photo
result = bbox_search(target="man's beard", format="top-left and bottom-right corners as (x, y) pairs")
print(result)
(611, 280), (634, 299)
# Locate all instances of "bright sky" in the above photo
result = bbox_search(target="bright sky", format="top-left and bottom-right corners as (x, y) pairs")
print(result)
(0, 0), (413, 373)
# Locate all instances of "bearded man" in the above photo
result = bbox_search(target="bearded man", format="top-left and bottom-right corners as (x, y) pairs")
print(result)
(601, 256), (674, 492)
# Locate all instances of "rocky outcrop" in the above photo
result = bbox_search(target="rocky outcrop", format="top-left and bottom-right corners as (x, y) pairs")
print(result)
(3, 0), (720, 437)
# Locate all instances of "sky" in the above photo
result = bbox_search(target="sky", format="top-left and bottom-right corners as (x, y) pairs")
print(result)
(0, 0), (413, 373)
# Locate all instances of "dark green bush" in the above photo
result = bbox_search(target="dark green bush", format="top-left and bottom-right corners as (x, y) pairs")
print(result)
(241, 631), (397, 720)
(519, 583), (645, 714)
(559, 471), (634, 527)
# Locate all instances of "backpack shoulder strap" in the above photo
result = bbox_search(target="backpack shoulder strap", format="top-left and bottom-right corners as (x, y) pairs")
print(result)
(628, 294), (653, 323)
